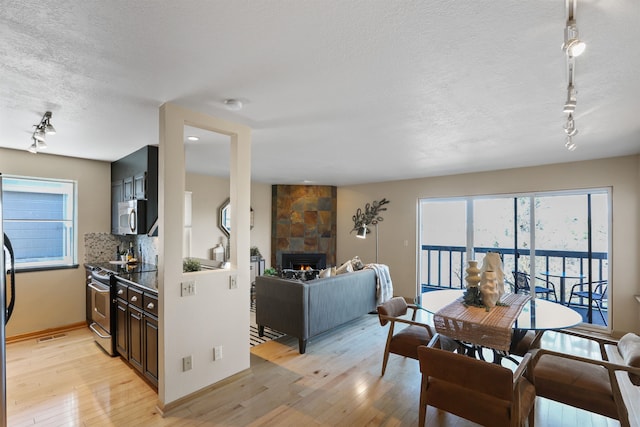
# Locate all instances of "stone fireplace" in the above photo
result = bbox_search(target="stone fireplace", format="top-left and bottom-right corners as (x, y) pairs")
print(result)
(271, 185), (337, 268)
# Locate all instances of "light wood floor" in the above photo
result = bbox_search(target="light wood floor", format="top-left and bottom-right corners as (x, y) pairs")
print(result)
(6, 314), (621, 426)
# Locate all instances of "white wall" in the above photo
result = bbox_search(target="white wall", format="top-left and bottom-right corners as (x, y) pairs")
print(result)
(0, 148), (110, 337)
(158, 103), (251, 407)
(250, 181), (272, 268)
(185, 174), (271, 267)
(185, 173), (229, 259)
(338, 155), (640, 335)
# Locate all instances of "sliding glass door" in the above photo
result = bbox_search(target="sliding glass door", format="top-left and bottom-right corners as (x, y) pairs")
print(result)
(418, 189), (610, 327)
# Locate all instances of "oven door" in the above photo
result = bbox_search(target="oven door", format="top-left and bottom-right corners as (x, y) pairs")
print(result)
(88, 279), (115, 355)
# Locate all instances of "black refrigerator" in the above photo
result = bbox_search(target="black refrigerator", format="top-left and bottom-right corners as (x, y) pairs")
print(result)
(1, 173), (17, 427)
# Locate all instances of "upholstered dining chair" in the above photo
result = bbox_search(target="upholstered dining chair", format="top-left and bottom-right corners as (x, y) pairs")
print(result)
(377, 297), (451, 376)
(418, 334), (536, 427)
(528, 330), (640, 427)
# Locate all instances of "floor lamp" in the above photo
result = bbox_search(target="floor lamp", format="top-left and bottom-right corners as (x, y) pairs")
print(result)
(356, 223), (379, 264)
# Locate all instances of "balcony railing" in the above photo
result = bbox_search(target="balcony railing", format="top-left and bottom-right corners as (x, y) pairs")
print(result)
(420, 245), (608, 325)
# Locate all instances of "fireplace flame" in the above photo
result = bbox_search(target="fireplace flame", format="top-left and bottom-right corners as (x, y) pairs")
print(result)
(299, 265), (311, 271)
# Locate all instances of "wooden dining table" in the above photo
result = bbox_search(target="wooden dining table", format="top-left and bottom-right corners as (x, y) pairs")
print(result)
(417, 289), (583, 362)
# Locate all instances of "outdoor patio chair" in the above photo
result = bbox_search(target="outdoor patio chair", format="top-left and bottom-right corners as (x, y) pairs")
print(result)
(512, 271), (557, 301)
(566, 279), (608, 325)
(418, 334), (536, 427)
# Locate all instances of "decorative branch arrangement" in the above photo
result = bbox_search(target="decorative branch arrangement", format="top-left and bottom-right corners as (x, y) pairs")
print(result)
(351, 198), (390, 234)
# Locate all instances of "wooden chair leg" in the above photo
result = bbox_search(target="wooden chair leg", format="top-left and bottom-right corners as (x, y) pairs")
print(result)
(418, 376), (428, 426)
(381, 350), (390, 376)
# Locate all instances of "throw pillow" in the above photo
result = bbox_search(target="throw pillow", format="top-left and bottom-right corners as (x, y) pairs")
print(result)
(319, 268), (332, 278)
(618, 332), (640, 385)
(335, 260), (354, 275)
(351, 256), (364, 270)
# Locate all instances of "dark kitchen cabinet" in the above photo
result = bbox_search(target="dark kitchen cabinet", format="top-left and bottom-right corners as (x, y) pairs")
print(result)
(111, 145), (158, 235)
(111, 181), (124, 234)
(114, 277), (158, 387)
(143, 313), (159, 384)
(128, 305), (144, 372)
(115, 299), (128, 358)
(134, 172), (147, 199)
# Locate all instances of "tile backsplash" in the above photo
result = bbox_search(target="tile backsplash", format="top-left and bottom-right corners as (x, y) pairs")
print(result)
(84, 233), (158, 265)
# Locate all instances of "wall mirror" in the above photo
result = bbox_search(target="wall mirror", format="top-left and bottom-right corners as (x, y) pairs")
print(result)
(218, 198), (231, 237)
(184, 125), (231, 262)
(218, 198), (253, 237)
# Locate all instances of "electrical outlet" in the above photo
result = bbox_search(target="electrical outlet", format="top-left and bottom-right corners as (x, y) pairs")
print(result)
(229, 276), (237, 289)
(182, 355), (193, 371)
(181, 280), (196, 296)
(214, 346), (223, 360)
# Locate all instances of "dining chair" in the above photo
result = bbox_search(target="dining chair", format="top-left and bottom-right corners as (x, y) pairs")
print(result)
(376, 297), (433, 376)
(418, 334), (536, 427)
(566, 279), (608, 325)
(528, 330), (640, 427)
(512, 271), (557, 301)
(377, 297), (458, 376)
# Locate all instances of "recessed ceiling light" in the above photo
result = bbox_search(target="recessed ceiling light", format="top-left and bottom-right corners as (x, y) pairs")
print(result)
(187, 136), (200, 141)
(223, 99), (243, 111)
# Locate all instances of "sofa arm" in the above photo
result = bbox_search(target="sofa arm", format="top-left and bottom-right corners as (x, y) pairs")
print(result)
(255, 276), (309, 340)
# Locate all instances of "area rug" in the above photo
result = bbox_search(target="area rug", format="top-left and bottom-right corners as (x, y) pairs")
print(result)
(250, 301), (285, 346)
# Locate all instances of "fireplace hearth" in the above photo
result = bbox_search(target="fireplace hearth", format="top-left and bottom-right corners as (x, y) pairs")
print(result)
(281, 252), (327, 270)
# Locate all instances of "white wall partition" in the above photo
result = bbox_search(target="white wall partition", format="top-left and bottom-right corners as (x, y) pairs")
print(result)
(158, 103), (251, 408)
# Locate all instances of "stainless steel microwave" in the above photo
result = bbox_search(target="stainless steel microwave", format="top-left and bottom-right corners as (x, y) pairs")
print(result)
(118, 200), (146, 235)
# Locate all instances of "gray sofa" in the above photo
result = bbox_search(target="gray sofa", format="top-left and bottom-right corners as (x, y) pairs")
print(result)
(255, 269), (378, 353)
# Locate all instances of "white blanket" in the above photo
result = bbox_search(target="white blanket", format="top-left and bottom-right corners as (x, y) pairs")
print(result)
(365, 263), (393, 304)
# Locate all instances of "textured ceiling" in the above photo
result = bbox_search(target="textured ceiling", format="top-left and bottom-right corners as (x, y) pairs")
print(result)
(1, 1), (639, 185)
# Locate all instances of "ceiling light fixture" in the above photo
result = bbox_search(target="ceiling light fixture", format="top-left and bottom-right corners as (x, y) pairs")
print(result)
(27, 111), (56, 154)
(186, 135), (200, 141)
(561, 0), (585, 151)
(223, 98), (243, 111)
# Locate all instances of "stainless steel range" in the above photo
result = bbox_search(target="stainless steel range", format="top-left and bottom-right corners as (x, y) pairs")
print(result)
(85, 262), (158, 356)
(87, 268), (116, 355)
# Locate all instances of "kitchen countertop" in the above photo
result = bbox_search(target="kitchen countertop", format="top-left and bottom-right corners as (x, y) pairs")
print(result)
(85, 261), (157, 274)
(116, 270), (158, 293)
(85, 261), (158, 292)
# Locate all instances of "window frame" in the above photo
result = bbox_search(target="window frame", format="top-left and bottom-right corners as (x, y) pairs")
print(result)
(2, 175), (78, 272)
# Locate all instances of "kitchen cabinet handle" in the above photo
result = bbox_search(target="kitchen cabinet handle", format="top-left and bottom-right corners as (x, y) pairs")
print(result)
(117, 289), (124, 295)
(130, 296), (138, 302)
(146, 302), (155, 310)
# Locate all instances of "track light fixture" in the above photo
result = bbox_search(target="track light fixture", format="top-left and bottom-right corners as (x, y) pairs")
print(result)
(562, 0), (585, 151)
(562, 22), (586, 58)
(27, 111), (55, 154)
(564, 114), (578, 137)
